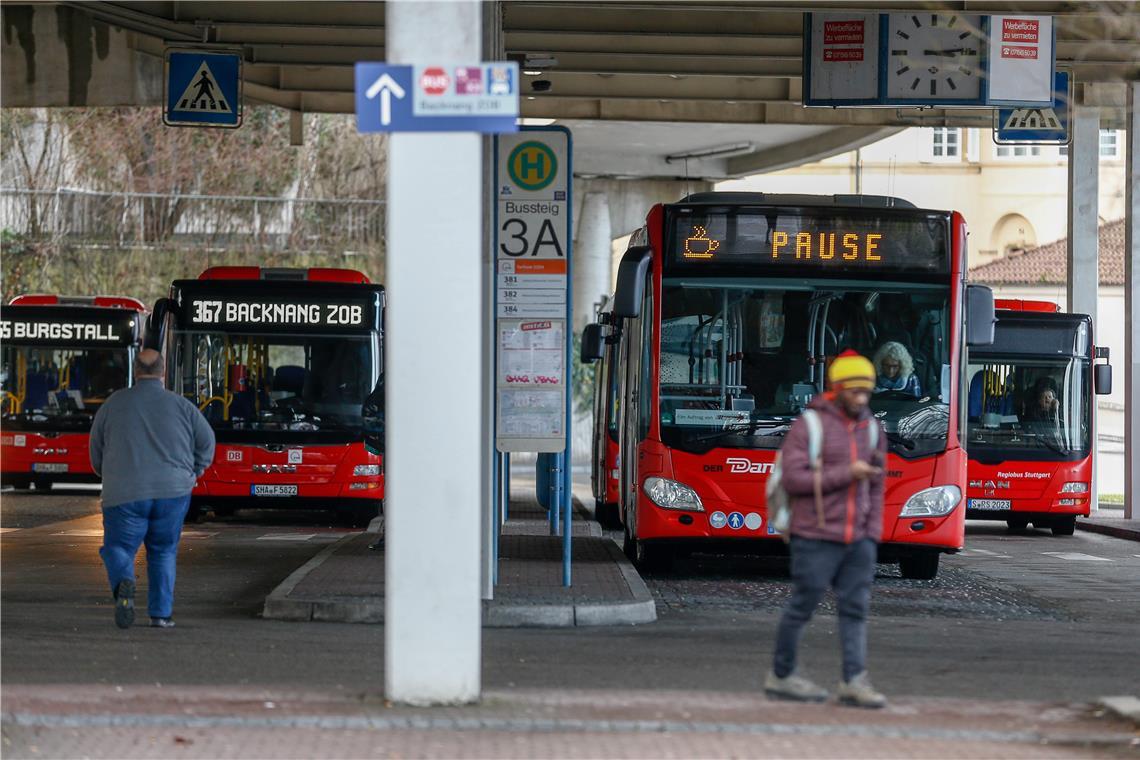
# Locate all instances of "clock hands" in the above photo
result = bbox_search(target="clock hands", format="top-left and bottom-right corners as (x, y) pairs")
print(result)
(922, 47), (978, 57)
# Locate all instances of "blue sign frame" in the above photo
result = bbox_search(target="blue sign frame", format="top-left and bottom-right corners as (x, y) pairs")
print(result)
(355, 63), (519, 134)
(164, 49), (242, 128)
(994, 70), (1070, 144)
(803, 13), (1056, 109)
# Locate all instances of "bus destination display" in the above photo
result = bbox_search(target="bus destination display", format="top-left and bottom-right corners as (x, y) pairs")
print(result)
(184, 297), (374, 331)
(668, 208), (949, 274)
(0, 307), (137, 347)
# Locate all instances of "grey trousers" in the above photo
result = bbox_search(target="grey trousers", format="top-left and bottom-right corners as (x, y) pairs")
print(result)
(772, 537), (876, 683)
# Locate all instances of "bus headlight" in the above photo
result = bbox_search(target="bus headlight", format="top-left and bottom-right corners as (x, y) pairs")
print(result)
(353, 464), (381, 477)
(900, 486), (961, 518)
(1060, 482), (1088, 493)
(643, 477), (704, 512)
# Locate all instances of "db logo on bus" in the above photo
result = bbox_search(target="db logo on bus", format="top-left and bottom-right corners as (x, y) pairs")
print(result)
(726, 458), (774, 474)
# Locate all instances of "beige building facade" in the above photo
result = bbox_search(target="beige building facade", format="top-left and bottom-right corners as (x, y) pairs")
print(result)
(718, 127), (1127, 268)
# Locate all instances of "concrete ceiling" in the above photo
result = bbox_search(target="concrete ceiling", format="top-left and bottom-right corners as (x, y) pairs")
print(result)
(2, 1), (1138, 179)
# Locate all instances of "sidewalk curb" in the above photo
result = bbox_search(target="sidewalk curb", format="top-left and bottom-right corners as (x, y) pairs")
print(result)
(483, 538), (657, 628)
(263, 536), (658, 628)
(1097, 696), (1140, 726)
(1076, 520), (1140, 542)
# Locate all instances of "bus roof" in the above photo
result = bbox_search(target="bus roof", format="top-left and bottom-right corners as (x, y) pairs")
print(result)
(676, 192), (917, 209)
(8, 294), (147, 311)
(198, 266), (371, 284)
(995, 298), (1062, 313)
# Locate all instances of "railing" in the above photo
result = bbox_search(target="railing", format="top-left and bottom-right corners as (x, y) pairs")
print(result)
(0, 187), (386, 254)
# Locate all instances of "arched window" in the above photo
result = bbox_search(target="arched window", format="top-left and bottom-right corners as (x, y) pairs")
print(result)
(990, 214), (1037, 255)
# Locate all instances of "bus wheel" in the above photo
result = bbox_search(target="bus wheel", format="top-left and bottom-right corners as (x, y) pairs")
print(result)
(9, 477), (32, 491)
(595, 500), (620, 529)
(184, 502), (203, 524)
(1006, 519), (1029, 531)
(1051, 516), (1076, 536)
(899, 551), (939, 580)
(632, 537), (670, 574)
(211, 505), (236, 518)
(344, 504), (379, 529)
(32, 478), (52, 492)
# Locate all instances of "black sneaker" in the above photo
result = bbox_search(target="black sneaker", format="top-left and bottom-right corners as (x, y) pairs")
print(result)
(113, 580), (135, 629)
(150, 617), (176, 629)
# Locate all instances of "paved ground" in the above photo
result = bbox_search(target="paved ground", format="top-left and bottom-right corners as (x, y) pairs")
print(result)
(2, 487), (1139, 756)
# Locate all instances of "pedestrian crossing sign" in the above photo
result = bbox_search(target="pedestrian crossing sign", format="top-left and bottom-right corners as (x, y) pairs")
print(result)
(164, 49), (242, 128)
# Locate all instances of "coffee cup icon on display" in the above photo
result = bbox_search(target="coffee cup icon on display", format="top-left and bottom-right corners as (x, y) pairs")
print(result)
(683, 226), (720, 259)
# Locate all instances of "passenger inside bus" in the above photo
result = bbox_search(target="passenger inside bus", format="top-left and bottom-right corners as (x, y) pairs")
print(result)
(872, 341), (923, 398)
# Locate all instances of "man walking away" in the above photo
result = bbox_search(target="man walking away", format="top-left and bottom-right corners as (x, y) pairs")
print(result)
(765, 349), (888, 708)
(90, 349), (215, 629)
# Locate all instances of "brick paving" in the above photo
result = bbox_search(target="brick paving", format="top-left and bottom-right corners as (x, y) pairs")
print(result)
(3, 685), (1136, 759)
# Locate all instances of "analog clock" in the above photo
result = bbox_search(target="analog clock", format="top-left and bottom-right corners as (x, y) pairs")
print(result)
(885, 13), (984, 101)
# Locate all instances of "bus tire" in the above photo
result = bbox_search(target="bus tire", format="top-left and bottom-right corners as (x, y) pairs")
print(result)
(1006, 519), (1029, 531)
(211, 505), (236, 518)
(184, 502), (203, 524)
(595, 500), (620, 529)
(632, 536), (671, 573)
(33, 478), (52, 492)
(9, 477), (32, 491)
(899, 551), (939, 580)
(1051, 516), (1076, 536)
(345, 504), (379, 529)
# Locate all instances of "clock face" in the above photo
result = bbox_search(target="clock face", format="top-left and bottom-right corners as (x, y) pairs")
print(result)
(886, 13), (984, 101)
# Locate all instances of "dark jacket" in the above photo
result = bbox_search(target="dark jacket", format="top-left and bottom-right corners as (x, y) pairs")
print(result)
(780, 393), (887, 544)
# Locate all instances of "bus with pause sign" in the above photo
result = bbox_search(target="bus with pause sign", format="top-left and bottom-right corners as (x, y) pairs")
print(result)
(2, 294), (147, 490)
(581, 192), (995, 579)
(964, 299), (1112, 535)
(148, 267), (384, 525)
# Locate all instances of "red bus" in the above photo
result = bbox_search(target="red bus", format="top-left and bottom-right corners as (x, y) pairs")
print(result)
(149, 267), (384, 525)
(965, 299), (1112, 535)
(2, 295), (146, 490)
(587, 298), (622, 528)
(582, 192), (995, 579)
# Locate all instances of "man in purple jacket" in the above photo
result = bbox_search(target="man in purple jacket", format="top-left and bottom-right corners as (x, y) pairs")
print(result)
(765, 349), (889, 708)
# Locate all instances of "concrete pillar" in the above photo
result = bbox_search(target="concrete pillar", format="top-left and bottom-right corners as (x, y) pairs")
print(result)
(1067, 104), (1100, 510)
(385, 0), (482, 705)
(1126, 83), (1140, 522)
(574, 191), (614, 330)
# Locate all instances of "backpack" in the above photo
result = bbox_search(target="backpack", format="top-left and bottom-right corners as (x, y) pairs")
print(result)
(766, 410), (879, 542)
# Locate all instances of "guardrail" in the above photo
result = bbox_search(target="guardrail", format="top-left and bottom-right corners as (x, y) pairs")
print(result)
(0, 187), (386, 254)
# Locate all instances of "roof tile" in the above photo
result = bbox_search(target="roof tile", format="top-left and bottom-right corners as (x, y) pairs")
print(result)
(968, 218), (1125, 286)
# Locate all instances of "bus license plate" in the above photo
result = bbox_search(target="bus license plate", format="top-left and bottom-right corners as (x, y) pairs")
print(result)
(252, 484), (298, 497)
(32, 463), (68, 473)
(969, 499), (1010, 511)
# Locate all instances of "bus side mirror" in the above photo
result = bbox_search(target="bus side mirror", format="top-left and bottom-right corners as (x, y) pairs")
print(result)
(966, 284), (996, 346)
(581, 323), (605, 363)
(613, 245), (652, 319)
(1094, 363), (1113, 395)
(144, 298), (176, 351)
(361, 379), (384, 455)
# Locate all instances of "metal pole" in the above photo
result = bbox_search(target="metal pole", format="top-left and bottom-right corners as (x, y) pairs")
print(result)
(1125, 82), (1140, 522)
(1068, 104), (1100, 511)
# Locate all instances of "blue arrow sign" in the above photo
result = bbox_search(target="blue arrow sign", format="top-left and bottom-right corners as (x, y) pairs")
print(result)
(164, 49), (242, 128)
(995, 71), (1070, 144)
(355, 63), (519, 134)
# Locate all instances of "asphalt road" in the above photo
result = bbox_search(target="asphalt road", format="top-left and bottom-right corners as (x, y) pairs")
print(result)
(2, 489), (1138, 704)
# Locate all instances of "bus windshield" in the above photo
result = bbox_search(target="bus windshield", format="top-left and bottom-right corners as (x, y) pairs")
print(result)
(658, 280), (950, 457)
(1, 346), (129, 432)
(171, 330), (377, 443)
(965, 357), (1091, 457)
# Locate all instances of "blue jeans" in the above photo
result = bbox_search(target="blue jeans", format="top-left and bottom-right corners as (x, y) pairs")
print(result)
(99, 496), (191, 619)
(772, 537), (876, 683)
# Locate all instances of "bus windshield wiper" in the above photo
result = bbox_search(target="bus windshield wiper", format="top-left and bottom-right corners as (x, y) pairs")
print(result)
(691, 422), (790, 444)
(886, 432), (917, 451)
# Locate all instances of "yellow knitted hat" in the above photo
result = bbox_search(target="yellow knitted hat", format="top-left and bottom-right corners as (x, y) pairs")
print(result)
(828, 349), (876, 391)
